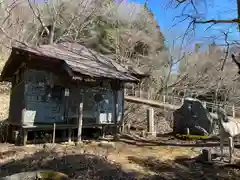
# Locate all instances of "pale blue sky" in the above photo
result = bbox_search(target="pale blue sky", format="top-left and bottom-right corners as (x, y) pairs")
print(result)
(128, 0), (238, 51)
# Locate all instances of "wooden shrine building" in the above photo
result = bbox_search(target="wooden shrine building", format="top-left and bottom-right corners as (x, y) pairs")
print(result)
(0, 42), (144, 145)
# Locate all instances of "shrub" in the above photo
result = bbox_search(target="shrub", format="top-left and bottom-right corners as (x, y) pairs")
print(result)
(175, 134), (209, 140)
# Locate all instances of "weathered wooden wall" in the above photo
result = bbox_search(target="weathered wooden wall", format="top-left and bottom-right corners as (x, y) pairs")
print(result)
(68, 86), (123, 124)
(21, 69), (123, 126)
(8, 81), (25, 124)
(23, 69), (65, 125)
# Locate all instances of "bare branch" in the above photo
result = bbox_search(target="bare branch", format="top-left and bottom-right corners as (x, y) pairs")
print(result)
(0, 26), (28, 47)
(27, 0), (49, 35)
(195, 18), (240, 24)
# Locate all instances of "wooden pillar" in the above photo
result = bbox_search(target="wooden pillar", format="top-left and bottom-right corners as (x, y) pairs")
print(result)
(163, 95), (166, 112)
(52, 123), (56, 144)
(138, 82), (141, 98)
(147, 108), (156, 136)
(61, 130), (66, 142)
(126, 121), (131, 134)
(203, 101), (207, 108)
(121, 122), (125, 134)
(68, 128), (72, 143)
(13, 130), (19, 145)
(134, 84), (137, 97)
(132, 85), (134, 96)
(183, 89), (186, 98)
(232, 104), (236, 118)
(22, 128), (28, 146)
(21, 108), (26, 125)
(63, 88), (70, 142)
(111, 80), (120, 139)
(5, 124), (9, 143)
(113, 90), (118, 136)
(139, 89), (143, 98)
(147, 90), (151, 100)
(64, 88), (69, 123)
(77, 99), (83, 143)
(124, 88), (127, 96)
(101, 125), (106, 138)
(181, 98), (184, 105)
(120, 88), (125, 133)
(163, 95), (166, 104)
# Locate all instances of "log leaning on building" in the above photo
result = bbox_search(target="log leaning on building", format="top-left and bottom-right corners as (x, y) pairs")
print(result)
(124, 95), (226, 120)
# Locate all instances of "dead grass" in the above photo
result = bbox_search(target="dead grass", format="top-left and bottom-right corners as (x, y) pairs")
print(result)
(1, 138), (239, 179)
(105, 142), (198, 177)
(0, 141), (198, 179)
(72, 139), (199, 176)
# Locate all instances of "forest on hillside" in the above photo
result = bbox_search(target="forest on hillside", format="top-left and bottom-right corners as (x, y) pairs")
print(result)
(0, 0), (239, 105)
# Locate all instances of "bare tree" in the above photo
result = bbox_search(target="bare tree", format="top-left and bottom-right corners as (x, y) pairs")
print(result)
(169, 0), (239, 29)
(158, 1), (240, 103)
(0, 0), (170, 84)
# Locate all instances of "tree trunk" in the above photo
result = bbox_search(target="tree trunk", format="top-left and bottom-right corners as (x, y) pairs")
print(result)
(237, 0), (240, 31)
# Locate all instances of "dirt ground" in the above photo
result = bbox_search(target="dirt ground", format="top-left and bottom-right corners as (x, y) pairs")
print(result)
(0, 135), (240, 180)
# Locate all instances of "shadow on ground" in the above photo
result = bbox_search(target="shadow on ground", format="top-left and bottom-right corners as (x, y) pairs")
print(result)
(118, 133), (221, 148)
(128, 155), (240, 180)
(0, 149), (139, 179)
(119, 133), (240, 149)
(1, 147), (240, 179)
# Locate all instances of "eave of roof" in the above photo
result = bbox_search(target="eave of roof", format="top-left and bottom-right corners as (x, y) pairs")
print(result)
(0, 42), (144, 83)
